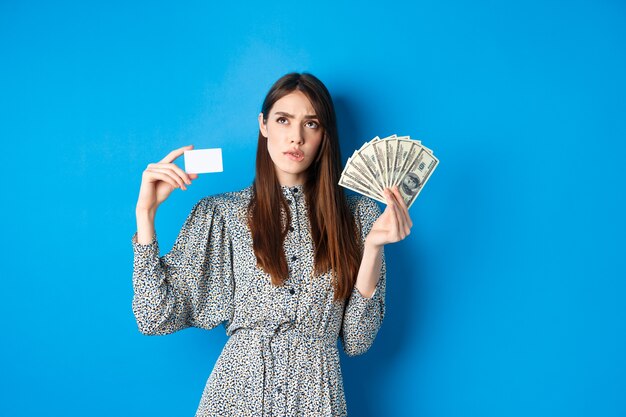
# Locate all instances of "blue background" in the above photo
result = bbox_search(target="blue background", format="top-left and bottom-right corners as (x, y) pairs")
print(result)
(1, 1), (625, 416)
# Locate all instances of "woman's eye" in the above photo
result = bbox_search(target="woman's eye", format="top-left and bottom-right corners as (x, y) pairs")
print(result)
(276, 117), (288, 124)
(305, 121), (319, 129)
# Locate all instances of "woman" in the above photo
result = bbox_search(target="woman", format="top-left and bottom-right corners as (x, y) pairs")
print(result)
(132, 72), (412, 416)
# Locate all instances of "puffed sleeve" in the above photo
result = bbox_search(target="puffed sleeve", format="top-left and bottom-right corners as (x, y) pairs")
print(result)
(131, 197), (234, 336)
(340, 196), (386, 356)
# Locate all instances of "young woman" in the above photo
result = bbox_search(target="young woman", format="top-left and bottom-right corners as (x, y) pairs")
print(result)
(132, 72), (413, 416)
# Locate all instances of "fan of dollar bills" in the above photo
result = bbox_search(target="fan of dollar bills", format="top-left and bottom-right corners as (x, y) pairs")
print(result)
(339, 134), (439, 208)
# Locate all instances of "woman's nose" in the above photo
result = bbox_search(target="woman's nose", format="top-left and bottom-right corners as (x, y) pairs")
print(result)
(290, 128), (304, 144)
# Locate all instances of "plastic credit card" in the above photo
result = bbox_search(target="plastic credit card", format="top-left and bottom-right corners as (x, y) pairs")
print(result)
(184, 148), (223, 174)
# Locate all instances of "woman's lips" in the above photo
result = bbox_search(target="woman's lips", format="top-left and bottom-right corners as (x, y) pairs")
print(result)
(284, 150), (304, 162)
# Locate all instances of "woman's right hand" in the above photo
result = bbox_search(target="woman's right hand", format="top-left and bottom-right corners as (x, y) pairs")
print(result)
(136, 145), (199, 213)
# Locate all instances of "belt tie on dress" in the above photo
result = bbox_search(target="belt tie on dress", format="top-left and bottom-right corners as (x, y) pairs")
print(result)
(233, 325), (337, 416)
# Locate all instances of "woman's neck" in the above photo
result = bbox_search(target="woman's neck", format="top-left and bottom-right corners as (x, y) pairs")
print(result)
(276, 172), (306, 187)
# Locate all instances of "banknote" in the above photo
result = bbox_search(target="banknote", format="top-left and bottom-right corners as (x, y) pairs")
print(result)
(340, 162), (385, 202)
(356, 142), (385, 193)
(343, 151), (383, 194)
(396, 148), (438, 208)
(339, 134), (438, 208)
(384, 138), (396, 188)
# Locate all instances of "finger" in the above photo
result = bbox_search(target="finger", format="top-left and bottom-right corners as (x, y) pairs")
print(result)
(147, 167), (186, 190)
(386, 188), (409, 239)
(145, 171), (179, 190)
(391, 185), (410, 212)
(380, 188), (394, 218)
(189, 173), (199, 181)
(153, 162), (192, 185)
(385, 188), (402, 239)
(149, 163), (191, 188)
(160, 144), (194, 164)
(392, 197), (411, 237)
(390, 195), (407, 239)
(145, 168), (181, 189)
(383, 187), (395, 207)
(389, 186), (411, 230)
(380, 201), (394, 223)
(392, 186), (413, 229)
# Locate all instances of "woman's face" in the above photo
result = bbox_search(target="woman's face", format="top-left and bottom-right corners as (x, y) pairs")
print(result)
(258, 90), (324, 186)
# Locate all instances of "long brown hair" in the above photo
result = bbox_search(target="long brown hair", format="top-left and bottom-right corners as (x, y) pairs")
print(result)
(248, 73), (362, 301)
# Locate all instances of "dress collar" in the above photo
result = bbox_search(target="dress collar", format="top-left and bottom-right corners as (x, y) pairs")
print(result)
(280, 184), (304, 198)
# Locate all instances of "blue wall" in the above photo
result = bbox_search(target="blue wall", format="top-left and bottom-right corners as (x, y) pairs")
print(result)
(1, 1), (625, 416)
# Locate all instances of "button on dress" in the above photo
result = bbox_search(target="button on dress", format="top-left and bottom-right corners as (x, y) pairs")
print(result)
(131, 184), (386, 416)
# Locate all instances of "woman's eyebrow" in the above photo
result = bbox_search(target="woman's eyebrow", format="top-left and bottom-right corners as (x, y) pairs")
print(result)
(274, 111), (318, 119)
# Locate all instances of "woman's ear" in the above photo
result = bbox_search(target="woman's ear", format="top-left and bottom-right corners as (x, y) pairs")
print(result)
(258, 113), (268, 138)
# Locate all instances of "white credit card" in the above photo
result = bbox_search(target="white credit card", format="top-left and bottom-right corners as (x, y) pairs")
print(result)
(184, 148), (223, 174)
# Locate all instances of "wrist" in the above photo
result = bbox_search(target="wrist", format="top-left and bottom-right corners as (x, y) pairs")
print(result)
(135, 203), (157, 216)
(135, 208), (156, 245)
(135, 207), (156, 221)
(364, 236), (384, 252)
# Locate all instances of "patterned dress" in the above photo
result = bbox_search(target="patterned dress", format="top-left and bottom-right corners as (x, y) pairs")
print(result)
(131, 184), (386, 416)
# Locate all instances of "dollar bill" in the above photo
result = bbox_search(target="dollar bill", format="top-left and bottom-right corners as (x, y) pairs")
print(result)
(343, 151), (383, 195)
(342, 152), (383, 191)
(393, 140), (422, 188)
(396, 149), (439, 208)
(372, 140), (388, 189)
(339, 133), (438, 208)
(356, 143), (385, 192)
(340, 178), (386, 204)
(385, 138), (397, 188)
(388, 138), (410, 186)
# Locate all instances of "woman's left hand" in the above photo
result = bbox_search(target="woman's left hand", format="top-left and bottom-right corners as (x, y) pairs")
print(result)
(365, 186), (413, 248)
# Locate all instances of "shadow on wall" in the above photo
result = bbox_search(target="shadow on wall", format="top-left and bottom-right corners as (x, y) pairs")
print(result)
(341, 240), (426, 417)
(334, 94), (499, 414)
(334, 95), (427, 417)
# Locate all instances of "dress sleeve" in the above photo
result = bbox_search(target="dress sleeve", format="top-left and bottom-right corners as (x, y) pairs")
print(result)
(131, 197), (234, 335)
(340, 197), (386, 356)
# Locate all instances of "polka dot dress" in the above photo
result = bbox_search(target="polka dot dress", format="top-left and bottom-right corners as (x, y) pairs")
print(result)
(131, 184), (386, 416)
